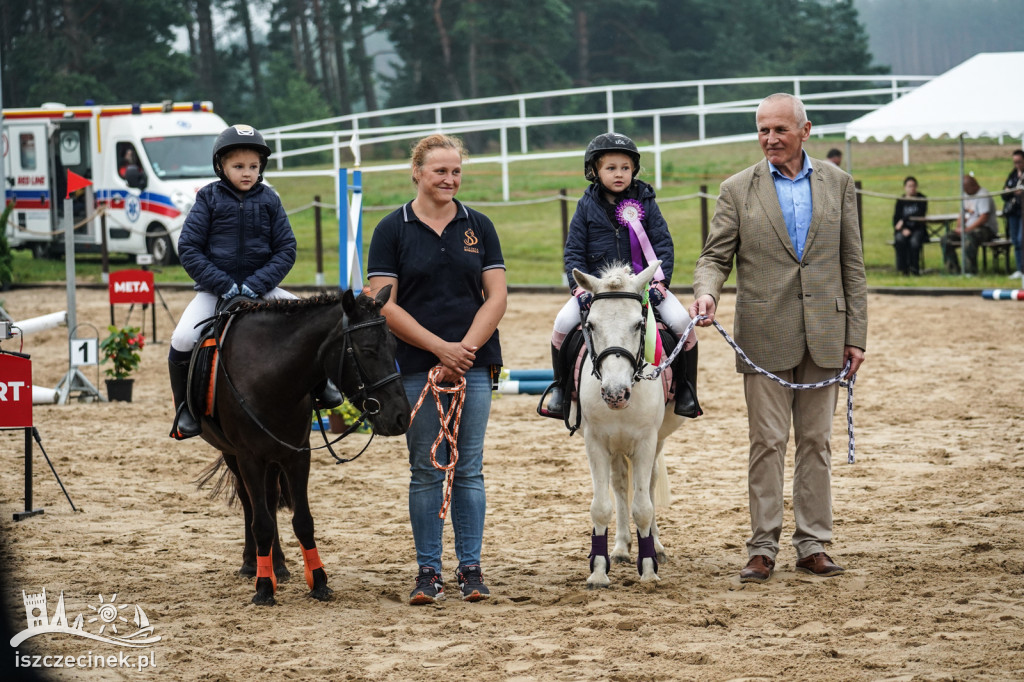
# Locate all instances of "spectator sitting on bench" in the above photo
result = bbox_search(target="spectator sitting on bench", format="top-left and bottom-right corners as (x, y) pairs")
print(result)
(942, 173), (997, 275)
(893, 176), (928, 275)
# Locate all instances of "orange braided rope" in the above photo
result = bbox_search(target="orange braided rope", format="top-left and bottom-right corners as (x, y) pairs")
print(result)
(408, 365), (467, 520)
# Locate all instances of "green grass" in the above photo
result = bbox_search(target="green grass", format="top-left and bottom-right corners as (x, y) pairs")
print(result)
(10, 136), (1020, 290)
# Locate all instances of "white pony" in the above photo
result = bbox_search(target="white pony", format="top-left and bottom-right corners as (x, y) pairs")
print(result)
(570, 260), (683, 588)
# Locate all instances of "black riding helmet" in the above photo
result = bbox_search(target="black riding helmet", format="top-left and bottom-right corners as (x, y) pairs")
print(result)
(584, 132), (640, 183)
(212, 124), (272, 182)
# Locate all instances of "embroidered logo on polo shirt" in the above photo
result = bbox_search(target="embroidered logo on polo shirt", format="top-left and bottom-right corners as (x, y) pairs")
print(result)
(463, 228), (479, 253)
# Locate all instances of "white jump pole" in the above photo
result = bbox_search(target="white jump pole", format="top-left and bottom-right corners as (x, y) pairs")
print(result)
(12, 311), (67, 336)
(33, 386), (58, 404)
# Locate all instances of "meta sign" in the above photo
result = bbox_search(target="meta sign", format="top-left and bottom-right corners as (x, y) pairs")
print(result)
(109, 269), (155, 305)
(0, 352), (33, 428)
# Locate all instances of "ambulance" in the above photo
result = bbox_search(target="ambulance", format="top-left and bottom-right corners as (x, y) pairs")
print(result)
(2, 101), (228, 264)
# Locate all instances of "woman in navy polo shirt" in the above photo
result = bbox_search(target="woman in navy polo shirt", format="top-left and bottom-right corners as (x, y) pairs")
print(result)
(367, 134), (507, 605)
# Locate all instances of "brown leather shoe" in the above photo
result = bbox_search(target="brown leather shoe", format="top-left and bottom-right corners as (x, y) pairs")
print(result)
(739, 555), (775, 583)
(795, 552), (845, 577)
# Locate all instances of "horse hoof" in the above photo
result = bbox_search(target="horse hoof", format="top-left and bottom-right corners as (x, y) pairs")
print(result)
(274, 567), (291, 582)
(238, 563), (256, 578)
(586, 580), (611, 590)
(251, 593), (276, 606)
(611, 554), (631, 565)
(656, 551), (669, 564)
(308, 585), (333, 602)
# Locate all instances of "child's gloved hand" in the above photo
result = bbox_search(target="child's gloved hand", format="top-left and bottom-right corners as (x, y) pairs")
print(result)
(574, 288), (593, 311)
(221, 283), (240, 299)
(649, 280), (667, 306)
(240, 284), (259, 298)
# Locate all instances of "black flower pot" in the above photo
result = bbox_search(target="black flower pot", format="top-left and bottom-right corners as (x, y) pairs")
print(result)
(105, 378), (134, 402)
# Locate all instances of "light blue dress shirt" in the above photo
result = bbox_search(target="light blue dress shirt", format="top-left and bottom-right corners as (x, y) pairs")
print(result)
(768, 152), (813, 261)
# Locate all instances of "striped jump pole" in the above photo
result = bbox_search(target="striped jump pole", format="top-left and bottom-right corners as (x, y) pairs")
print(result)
(982, 289), (1024, 300)
(497, 369), (553, 395)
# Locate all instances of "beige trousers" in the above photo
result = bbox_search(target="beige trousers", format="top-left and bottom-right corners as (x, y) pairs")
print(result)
(742, 350), (840, 560)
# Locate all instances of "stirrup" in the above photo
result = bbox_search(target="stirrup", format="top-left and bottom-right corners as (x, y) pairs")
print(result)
(170, 403), (202, 440)
(536, 382), (564, 419)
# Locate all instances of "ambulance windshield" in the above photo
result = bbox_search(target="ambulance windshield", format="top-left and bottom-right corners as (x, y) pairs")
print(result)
(141, 135), (218, 179)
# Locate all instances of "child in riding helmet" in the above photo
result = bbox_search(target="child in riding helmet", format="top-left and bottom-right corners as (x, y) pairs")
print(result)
(166, 124), (340, 439)
(537, 132), (700, 420)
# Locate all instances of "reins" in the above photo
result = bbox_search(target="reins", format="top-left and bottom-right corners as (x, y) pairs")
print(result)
(408, 365), (467, 520)
(210, 309), (400, 464)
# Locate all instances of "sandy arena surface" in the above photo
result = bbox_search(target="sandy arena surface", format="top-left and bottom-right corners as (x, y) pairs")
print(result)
(1, 285), (1023, 681)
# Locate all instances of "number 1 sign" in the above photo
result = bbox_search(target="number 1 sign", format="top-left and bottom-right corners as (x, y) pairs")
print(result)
(70, 338), (98, 367)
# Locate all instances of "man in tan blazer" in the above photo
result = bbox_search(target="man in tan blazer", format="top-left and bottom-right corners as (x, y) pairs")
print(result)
(690, 93), (867, 584)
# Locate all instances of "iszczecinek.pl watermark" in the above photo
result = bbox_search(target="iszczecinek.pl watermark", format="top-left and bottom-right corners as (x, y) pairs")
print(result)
(10, 588), (161, 671)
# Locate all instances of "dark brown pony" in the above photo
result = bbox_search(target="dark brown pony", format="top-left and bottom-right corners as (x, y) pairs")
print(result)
(197, 287), (410, 605)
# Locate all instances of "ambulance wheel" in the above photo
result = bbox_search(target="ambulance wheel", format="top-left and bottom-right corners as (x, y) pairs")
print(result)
(147, 229), (176, 266)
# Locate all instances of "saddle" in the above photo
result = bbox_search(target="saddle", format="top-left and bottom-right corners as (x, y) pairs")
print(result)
(551, 323), (700, 434)
(184, 297), (247, 425)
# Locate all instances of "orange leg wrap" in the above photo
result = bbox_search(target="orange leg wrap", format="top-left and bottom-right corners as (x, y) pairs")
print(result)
(301, 545), (324, 590)
(255, 552), (277, 593)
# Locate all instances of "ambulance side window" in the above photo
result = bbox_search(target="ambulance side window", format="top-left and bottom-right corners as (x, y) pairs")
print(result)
(117, 142), (146, 189)
(19, 133), (37, 170)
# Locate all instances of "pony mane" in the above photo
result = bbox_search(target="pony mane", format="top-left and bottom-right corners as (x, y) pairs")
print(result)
(233, 292), (344, 317)
(595, 262), (635, 291)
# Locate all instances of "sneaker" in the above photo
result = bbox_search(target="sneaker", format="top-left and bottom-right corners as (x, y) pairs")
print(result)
(409, 566), (444, 605)
(456, 565), (490, 602)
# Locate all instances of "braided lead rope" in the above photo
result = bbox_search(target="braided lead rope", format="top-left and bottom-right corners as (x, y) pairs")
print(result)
(642, 315), (857, 464)
(408, 365), (467, 519)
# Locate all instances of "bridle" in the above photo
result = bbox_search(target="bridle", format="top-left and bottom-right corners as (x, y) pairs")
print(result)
(580, 290), (648, 385)
(325, 314), (402, 417)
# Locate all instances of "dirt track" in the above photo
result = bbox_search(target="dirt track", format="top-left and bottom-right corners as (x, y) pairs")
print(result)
(2, 286), (1023, 681)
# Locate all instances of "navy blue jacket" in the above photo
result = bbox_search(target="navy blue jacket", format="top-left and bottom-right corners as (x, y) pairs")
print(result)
(178, 180), (296, 296)
(563, 179), (674, 289)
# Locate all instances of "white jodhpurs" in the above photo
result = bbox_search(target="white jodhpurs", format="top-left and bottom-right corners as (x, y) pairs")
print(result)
(550, 288), (696, 351)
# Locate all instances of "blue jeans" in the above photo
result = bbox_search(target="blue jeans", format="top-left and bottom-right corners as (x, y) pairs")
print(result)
(403, 367), (492, 573)
(1008, 213), (1023, 273)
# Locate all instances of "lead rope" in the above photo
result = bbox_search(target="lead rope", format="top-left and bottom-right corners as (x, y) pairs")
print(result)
(643, 315), (857, 464)
(408, 365), (467, 519)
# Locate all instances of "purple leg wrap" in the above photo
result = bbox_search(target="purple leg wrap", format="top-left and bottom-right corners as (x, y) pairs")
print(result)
(589, 529), (609, 573)
(636, 531), (658, 576)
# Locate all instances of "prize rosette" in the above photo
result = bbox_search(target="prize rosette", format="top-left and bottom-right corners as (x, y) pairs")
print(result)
(616, 198), (645, 228)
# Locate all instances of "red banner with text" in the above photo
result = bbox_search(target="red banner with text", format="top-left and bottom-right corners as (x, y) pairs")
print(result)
(0, 352), (33, 428)
(109, 269), (155, 305)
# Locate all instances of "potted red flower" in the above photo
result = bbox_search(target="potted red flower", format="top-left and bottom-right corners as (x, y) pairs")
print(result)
(99, 325), (145, 401)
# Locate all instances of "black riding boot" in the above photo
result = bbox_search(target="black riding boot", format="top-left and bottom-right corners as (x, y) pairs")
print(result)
(168, 360), (201, 439)
(673, 343), (703, 418)
(537, 344), (565, 419)
(313, 379), (344, 410)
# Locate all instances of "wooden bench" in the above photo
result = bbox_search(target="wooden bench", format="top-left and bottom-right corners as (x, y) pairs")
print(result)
(981, 236), (1013, 274)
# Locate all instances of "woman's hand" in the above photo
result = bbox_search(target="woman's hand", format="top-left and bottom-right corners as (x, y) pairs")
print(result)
(435, 341), (477, 376)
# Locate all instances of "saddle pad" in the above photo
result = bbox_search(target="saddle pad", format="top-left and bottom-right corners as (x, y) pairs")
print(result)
(187, 336), (221, 419)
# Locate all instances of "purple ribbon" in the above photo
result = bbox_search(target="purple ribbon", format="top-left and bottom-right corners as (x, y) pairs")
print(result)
(616, 199), (666, 280)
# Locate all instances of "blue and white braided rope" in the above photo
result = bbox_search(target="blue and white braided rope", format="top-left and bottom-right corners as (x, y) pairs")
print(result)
(643, 315), (857, 464)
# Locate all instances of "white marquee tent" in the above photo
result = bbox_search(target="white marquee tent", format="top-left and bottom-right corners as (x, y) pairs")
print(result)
(845, 52), (1024, 274)
(846, 52), (1024, 143)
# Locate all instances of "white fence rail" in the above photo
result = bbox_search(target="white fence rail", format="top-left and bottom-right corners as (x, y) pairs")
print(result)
(263, 74), (933, 205)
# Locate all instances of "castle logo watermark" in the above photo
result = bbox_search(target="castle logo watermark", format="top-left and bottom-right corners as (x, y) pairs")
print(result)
(10, 588), (162, 649)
